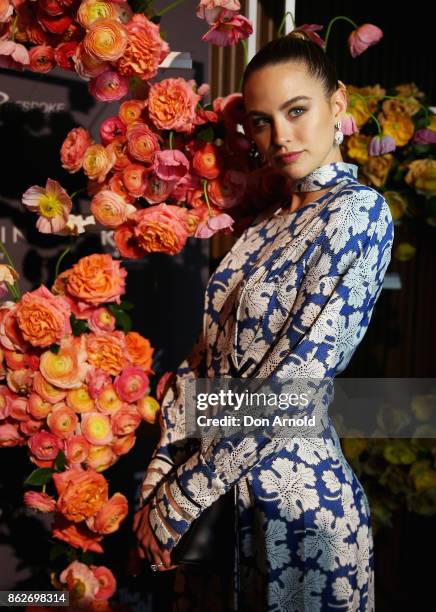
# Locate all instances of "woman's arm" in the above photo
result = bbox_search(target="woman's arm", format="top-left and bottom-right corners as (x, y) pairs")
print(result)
(148, 188), (394, 551)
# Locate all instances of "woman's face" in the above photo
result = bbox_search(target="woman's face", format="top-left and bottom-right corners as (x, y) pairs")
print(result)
(243, 61), (348, 180)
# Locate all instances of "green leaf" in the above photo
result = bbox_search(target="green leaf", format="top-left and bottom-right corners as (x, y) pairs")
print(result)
(107, 304), (132, 332)
(50, 343), (60, 354)
(119, 300), (134, 311)
(196, 127), (215, 142)
(70, 314), (88, 336)
(54, 450), (66, 472)
(24, 468), (54, 486)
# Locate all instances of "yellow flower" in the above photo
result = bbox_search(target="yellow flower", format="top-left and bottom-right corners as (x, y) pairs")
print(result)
(383, 191), (408, 221)
(380, 112), (415, 146)
(395, 82), (425, 99)
(382, 98), (421, 118)
(361, 154), (393, 188)
(405, 159), (436, 196)
(394, 242), (416, 261)
(428, 114), (436, 131)
(346, 84), (385, 127)
(346, 134), (371, 164)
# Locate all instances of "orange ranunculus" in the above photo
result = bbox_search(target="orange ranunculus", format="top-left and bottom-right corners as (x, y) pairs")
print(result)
(67, 386), (95, 413)
(125, 331), (154, 371)
(81, 412), (113, 445)
(57, 468), (108, 522)
(47, 405), (79, 438)
(52, 514), (104, 552)
(40, 337), (89, 389)
(28, 393), (52, 419)
(61, 127), (93, 173)
(65, 435), (90, 464)
(86, 444), (115, 471)
(91, 190), (136, 228)
(0, 423), (23, 447)
(86, 332), (127, 375)
(15, 286), (71, 348)
(147, 77), (201, 134)
(379, 111), (415, 146)
(83, 18), (128, 62)
(112, 433), (135, 455)
(66, 254), (127, 306)
(119, 99), (146, 125)
(136, 395), (160, 424)
(77, 0), (118, 30)
(116, 13), (169, 80)
(126, 123), (160, 163)
(96, 384), (123, 414)
(86, 492), (128, 534)
(192, 142), (224, 179)
(108, 172), (135, 202)
(122, 163), (149, 197)
(111, 407), (141, 436)
(132, 204), (189, 255)
(82, 144), (115, 183)
(33, 371), (67, 404)
(106, 138), (131, 172)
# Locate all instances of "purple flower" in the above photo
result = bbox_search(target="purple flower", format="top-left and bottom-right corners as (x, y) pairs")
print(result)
(413, 129), (436, 145)
(368, 135), (396, 156)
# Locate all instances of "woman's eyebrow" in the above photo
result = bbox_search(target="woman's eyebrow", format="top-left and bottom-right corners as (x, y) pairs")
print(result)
(247, 95), (312, 117)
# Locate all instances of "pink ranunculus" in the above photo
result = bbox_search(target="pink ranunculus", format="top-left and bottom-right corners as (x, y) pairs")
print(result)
(87, 367), (111, 399)
(65, 435), (90, 464)
(100, 116), (126, 146)
(91, 190), (136, 228)
(342, 113), (359, 136)
(9, 397), (28, 421)
(202, 9), (253, 46)
(0, 423), (23, 447)
(28, 393), (52, 419)
(22, 178), (72, 234)
(196, 0), (241, 24)
(40, 337), (89, 390)
(413, 128), (436, 145)
(0, 386), (12, 420)
(111, 407), (142, 436)
(60, 561), (100, 604)
(194, 212), (235, 238)
(112, 432), (135, 455)
(207, 169), (247, 208)
(153, 149), (190, 183)
(20, 418), (44, 437)
(91, 565), (117, 600)
(88, 308), (116, 335)
(122, 163), (149, 197)
(61, 127), (93, 174)
(142, 173), (177, 204)
(28, 45), (55, 73)
(24, 491), (56, 513)
(368, 134), (396, 156)
(54, 41), (79, 71)
(0, 40), (30, 70)
(126, 123), (160, 164)
(0, 304), (28, 352)
(47, 405), (79, 438)
(348, 23), (383, 58)
(28, 430), (63, 461)
(114, 366), (149, 403)
(171, 171), (201, 202)
(87, 492), (128, 535)
(89, 70), (129, 102)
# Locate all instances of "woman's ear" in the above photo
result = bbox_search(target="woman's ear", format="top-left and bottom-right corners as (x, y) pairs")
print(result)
(331, 83), (348, 122)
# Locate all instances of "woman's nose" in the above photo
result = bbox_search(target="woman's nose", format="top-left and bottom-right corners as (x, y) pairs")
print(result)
(271, 122), (292, 148)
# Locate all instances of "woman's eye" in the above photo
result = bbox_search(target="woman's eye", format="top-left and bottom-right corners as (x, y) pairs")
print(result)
(289, 107), (306, 117)
(252, 118), (269, 128)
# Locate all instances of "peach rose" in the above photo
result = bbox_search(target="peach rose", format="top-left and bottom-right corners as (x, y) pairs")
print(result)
(61, 127), (93, 173)
(0, 0), (13, 23)
(52, 514), (104, 552)
(147, 78), (201, 134)
(114, 366), (149, 403)
(83, 18), (128, 62)
(107, 140), (131, 173)
(67, 386), (95, 413)
(66, 254), (127, 307)
(87, 492), (128, 534)
(4, 349), (27, 370)
(91, 190), (136, 228)
(125, 331), (153, 371)
(83, 144), (115, 183)
(108, 172), (135, 202)
(127, 123), (160, 164)
(15, 286), (71, 348)
(40, 337), (89, 389)
(47, 405), (79, 438)
(28, 430), (63, 461)
(0, 305), (28, 352)
(81, 412), (113, 445)
(87, 332), (127, 375)
(65, 435), (90, 464)
(132, 204), (189, 255)
(57, 468), (108, 522)
(24, 491), (56, 513)
(116, 13), (169, 80)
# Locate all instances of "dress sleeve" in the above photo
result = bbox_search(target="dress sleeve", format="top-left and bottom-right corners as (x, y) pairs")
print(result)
(148, 188), (394, 551)
(139, 328), (206, 503)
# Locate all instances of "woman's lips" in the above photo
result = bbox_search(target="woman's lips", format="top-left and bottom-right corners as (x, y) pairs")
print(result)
(277, 151), (303, 163)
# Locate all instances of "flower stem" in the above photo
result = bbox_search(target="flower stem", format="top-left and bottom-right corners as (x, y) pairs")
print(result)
(155, 0), (185, 18)
(168, 130), (174, 150)
(0, 239), (17, 271)
(348, 92), (382, 134)
(70, 187), (86, 200)
(55, 246), (71, 279)
(237, 39), (249, 92)
(277, 11), (296, 37)
(202, 179), (212, 217)
(324, 16), (358, 51)
(10, 15), (18, 43)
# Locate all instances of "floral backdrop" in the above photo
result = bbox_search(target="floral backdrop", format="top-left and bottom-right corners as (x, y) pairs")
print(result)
(0, 0), (436, 609)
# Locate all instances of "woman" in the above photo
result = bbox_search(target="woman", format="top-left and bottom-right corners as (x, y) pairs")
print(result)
(134, 32), (394, 611)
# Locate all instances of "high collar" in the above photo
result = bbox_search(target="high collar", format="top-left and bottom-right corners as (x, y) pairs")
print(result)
(292, 161), (358, 192)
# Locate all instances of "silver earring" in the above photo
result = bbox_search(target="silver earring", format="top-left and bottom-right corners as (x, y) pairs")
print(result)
(334, 121), (344, 145)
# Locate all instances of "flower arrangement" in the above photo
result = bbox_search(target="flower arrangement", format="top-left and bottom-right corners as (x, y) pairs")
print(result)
(0, 254), (161, 608)
(342, 82), (436, 254)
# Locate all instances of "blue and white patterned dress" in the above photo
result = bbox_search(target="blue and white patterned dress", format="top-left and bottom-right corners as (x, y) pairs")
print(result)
(140, 161), (394, 611)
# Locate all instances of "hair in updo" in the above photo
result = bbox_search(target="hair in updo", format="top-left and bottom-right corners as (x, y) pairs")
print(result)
(241, 31), (339, 99)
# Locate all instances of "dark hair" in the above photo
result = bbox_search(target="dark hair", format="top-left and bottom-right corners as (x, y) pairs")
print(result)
(241, 31), (339, 98)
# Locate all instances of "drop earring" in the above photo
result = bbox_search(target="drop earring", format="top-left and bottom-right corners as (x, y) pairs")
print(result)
(334, 121), (344, 145)
(249, 139), (265, 163)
